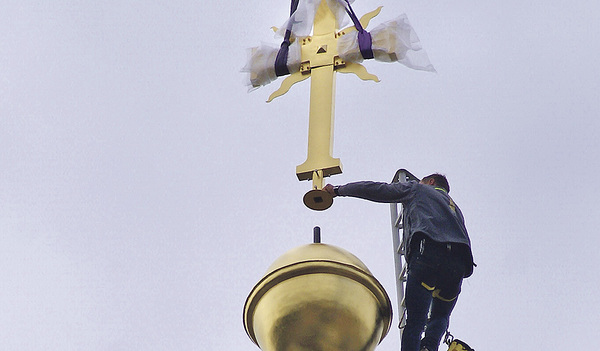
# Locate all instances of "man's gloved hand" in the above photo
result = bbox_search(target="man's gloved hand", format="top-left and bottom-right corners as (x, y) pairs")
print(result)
(323, 184), (337, 197)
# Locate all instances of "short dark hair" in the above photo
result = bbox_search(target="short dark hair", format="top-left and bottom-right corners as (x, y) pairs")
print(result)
(422, 173), (450, 193)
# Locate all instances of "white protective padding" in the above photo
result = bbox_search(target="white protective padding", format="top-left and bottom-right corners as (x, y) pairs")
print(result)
(337, 14), (436, 72)
(242, 0), (363, 90)
(328, 0), (354, 29)
(276, 0), (320, 38)
(242, 40), (302, 89)
(276, 0), (354, 38)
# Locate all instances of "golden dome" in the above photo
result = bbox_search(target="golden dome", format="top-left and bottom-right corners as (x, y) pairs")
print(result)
(265, 243), (373, 275)
(244, 243), (392, 351)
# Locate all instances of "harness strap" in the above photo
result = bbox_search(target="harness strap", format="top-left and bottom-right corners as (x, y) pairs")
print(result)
(421, 282), (459, 302)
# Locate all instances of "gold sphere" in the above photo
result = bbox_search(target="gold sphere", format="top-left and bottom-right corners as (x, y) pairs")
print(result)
(244, 243), (392, 351)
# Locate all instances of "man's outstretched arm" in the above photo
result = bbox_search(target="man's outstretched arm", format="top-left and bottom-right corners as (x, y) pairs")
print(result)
(324, 181), (415, 203)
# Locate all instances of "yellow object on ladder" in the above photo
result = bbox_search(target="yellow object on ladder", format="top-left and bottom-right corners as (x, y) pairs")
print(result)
(447, 339), (474, 351)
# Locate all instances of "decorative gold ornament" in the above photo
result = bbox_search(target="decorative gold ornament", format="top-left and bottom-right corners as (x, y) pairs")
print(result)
(244, 242), (392, 351)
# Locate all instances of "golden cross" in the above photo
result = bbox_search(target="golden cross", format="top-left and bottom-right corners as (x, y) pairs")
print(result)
(268, 0), (382, 210)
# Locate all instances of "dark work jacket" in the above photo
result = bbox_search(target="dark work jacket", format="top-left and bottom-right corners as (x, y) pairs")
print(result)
(338, 180), (475, 277)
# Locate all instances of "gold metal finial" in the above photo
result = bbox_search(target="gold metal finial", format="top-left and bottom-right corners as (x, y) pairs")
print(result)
(244, 242), (392, 351)
(264, 0), (383, 210)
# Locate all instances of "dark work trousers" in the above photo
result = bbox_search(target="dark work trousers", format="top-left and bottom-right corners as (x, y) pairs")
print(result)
(401, 237), (467, 351)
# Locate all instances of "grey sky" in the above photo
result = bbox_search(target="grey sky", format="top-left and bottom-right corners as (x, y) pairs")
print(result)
(1, 1), (599, 350)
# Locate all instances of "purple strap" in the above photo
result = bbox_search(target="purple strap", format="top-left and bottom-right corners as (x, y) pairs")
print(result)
(275, 0), (300, 77)
(343, 0), (374, 60)
(275, 34), (292, 76)
(358, 31), (374, 60)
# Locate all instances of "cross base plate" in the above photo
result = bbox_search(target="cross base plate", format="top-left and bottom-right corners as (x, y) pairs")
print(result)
(303, 189), (333, 211)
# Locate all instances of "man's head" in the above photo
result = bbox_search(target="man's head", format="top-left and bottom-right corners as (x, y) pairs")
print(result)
(420, 173), (450, 193)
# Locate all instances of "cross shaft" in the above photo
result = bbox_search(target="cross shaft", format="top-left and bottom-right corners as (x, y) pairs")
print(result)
(296, 0), (343, 190)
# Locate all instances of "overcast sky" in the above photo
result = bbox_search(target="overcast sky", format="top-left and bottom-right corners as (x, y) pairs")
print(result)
(1, 1), (599, 350)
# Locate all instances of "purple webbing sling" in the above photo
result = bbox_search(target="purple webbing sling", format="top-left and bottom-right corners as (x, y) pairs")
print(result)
(343, 0), (374, 59)
(274, 0), (300, 77)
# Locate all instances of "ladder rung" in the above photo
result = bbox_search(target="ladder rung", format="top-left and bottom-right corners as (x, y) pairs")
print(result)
(394, 214), (402, 228)
(397, 272), (407, 282)
(396, 244), (403, 254)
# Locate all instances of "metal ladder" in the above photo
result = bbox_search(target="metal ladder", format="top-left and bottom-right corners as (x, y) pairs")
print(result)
(389, 169), (420, 339)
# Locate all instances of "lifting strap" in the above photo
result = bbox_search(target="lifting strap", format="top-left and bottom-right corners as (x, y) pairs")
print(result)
(340, 0), (374, 59)
(274, 0), (300, 77)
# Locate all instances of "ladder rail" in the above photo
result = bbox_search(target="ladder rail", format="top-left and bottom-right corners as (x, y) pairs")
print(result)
(389, 169), (420, 340)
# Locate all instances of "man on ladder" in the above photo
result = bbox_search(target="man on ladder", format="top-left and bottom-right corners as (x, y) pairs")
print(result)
(325, 173), (475, 351)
